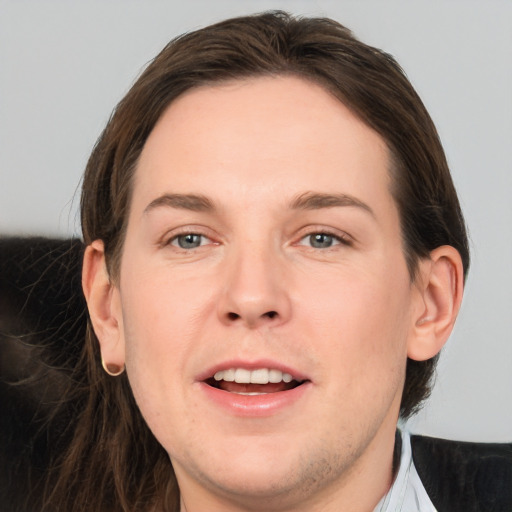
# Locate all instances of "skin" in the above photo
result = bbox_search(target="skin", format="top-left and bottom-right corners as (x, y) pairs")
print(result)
(84, 76), (463, 511)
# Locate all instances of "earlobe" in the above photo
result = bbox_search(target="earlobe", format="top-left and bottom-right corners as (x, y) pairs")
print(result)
(82, 240), (125, 371)
(407, 246), (464, 361)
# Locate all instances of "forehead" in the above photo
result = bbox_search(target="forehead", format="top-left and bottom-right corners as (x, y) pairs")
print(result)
(132, 76), (393, 217)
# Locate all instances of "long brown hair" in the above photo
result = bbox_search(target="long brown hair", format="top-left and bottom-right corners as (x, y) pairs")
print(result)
(44, 11), (469, 511)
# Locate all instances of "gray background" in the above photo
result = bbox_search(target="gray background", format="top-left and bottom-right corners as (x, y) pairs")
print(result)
(1, 0), (511, 442)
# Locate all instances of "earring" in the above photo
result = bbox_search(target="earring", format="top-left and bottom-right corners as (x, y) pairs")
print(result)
(101, 359), (125, 377)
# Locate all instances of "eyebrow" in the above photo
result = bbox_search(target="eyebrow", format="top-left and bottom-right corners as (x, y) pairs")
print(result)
(143, 191), (374, 217)
(144, 193), (214, 214)
(289, 192), (375, 217)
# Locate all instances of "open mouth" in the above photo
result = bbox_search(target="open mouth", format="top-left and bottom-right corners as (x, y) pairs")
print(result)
(205, 368), (306, 395)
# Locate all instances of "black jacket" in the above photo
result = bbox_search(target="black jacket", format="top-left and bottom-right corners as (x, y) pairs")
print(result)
(412, 435), (512, 512)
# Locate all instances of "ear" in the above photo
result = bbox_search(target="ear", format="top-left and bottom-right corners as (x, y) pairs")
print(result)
(82, 240), (125, 371)
(408, 245), (464, 361)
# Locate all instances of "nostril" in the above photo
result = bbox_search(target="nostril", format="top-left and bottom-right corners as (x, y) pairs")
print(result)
(226, 311), (278, 322)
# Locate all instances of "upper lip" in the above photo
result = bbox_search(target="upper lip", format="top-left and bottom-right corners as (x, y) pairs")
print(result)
(196, 359), (310, 383)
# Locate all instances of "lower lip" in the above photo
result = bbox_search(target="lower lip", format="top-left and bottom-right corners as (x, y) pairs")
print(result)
(198, 381), (311, 417)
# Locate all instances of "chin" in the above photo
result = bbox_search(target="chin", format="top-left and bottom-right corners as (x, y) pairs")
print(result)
(173, 434), (352, 509)
(199, 440), (301, 488)
(192, 463), (307, 508)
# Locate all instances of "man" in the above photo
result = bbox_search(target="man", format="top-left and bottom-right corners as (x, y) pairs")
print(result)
(12, 11), (509, 512)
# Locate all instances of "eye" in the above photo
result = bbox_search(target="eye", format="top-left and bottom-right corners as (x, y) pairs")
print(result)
(170, 233), (210, 249)
(298, 232), (349, 249)
(307, 233), (337, 249)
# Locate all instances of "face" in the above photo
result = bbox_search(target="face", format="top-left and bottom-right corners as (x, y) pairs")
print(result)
(112, 77), (424, 510)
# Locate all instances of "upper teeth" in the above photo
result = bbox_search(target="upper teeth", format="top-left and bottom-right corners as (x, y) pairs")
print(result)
(213, 368), (294, 385)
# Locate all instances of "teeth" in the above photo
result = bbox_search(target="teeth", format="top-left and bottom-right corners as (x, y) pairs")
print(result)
(223, 368), (235, 381)
(213, 368), (295, 384)
(251, 368), (269, 384)
(234, 368), (251, 383)
(269, 369), (282, 383)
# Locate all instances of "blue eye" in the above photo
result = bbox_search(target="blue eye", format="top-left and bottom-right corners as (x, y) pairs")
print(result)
(297, 232), (349, 249)
(308, 233), (337, 248)
(171, 234), (206, 249)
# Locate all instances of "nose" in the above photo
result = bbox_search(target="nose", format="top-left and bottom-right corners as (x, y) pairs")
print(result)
(217, 242), (292, 329)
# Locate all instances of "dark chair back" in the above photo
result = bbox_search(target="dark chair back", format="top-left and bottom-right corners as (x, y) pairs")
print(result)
(0, 237), (86, 511)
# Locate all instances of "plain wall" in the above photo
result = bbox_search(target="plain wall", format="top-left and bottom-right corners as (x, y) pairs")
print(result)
(1, 0), (511, 442)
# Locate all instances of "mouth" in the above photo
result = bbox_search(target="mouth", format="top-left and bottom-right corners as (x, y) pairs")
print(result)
(204, 367), (307, 395)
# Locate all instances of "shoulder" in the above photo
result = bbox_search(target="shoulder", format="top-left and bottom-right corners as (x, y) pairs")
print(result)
(411, 434), (512, 512)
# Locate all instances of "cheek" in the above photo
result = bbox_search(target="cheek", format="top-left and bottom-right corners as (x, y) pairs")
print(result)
(118, 256), (222, 419)
(118, 266), (229, 458)
(118, 278), (204, 444)
(298, 264), (412, 383)
(121, 277), (208, 368)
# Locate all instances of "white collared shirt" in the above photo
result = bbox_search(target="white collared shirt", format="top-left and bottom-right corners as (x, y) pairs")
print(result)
(374, 431), (437, 512)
